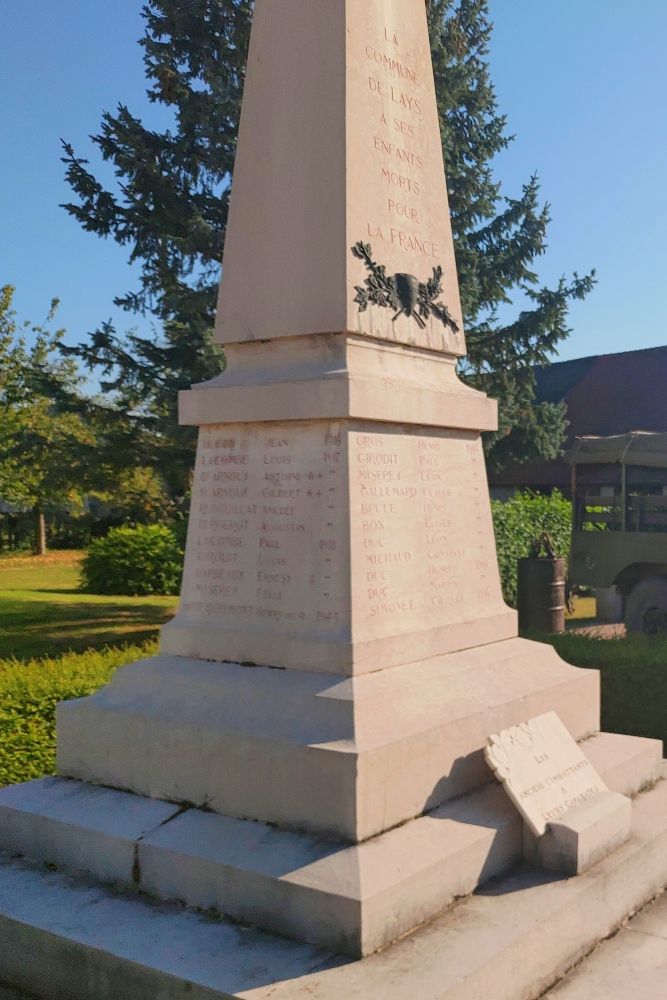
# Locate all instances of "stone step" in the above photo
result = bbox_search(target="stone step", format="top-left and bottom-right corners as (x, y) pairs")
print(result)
(544, 890), (667, 998)
(0, 732), (660, 958)
(0, 771), (666, 1000)
(56, 639), (601, 843)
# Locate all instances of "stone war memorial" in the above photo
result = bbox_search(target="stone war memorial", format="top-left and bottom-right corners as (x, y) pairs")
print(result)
(1, 2), (667, 998)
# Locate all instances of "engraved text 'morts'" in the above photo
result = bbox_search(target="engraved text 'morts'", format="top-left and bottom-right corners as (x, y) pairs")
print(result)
(382, 167), (420, 196)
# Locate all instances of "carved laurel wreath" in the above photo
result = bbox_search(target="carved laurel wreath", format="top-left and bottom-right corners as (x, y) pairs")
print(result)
(351, 241), (459, 333)
(485, 717), (546, 784)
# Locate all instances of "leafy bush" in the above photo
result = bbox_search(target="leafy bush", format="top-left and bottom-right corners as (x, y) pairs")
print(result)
(81, 524), (183, 596)
(491, 491), (572, 607)
(0, 641), (158, 787)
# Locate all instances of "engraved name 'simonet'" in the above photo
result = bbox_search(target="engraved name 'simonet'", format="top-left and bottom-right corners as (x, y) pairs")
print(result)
(365, 25), (440, 262)
(484, 712), (609, 838)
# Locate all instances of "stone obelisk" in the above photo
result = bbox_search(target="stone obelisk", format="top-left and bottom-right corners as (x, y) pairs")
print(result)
(56, 0), (601, 854)
(49, 0), (609, 958)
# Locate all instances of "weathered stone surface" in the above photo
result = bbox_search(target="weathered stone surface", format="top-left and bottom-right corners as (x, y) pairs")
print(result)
(545, 892), (667, 998)
(526, 790), (632, 875)
(58, 639), (600, 842)
(0, 778), (179, 885)
(137, 781), (520, 958)
(485, 711), (609, 837)
(0, 775), (666, 1000)
(25, 732), (654, 957)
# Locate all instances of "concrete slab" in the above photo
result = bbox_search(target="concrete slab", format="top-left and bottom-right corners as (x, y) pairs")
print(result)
(0, 777), (180, 884)
(0, 775), (666, 1000)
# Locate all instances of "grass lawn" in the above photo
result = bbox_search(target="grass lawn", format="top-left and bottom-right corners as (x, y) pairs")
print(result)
(529, 629), (667, 750)
(567, 595), (596, 621)
(0, 550), (175, 787)
(0, 550), (178, 661)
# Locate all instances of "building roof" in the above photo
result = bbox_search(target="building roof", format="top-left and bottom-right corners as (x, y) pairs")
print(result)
(535, 345), (667, 438)
(489, 345), (667, 490)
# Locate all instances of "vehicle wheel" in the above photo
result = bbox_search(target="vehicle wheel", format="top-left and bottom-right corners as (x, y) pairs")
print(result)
(624, 577), (667, 634)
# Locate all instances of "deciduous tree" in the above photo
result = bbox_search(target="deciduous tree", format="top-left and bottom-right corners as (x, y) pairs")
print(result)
(0, 286), (97, 553)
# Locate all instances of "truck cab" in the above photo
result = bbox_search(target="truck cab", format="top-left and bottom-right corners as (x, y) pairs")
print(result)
(569, 432), (667, 633)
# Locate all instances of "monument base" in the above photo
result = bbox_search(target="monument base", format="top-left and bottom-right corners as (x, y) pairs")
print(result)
(0, 768), (666, 1000)
(0, 732), (660, 958)
(56, 638), (599, 843)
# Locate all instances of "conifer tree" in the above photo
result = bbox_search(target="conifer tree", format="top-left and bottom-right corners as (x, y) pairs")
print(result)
(427, 0), (594, 470)
(62, 0), (594, 484)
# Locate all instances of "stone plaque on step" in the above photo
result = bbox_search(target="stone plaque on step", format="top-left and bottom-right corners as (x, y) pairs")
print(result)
(485, 711), (609, 837)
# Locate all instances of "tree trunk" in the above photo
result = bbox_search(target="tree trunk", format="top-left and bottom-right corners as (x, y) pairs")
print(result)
(34, 505), (47, 556)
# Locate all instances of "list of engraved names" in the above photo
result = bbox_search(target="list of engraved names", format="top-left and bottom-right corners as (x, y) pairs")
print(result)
(350, 428), (503, 640)
(178, 424), (504, 645)
(179, 424), (348, 639)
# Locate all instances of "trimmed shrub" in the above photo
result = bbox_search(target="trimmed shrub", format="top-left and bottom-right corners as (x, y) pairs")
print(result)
(491, 491), (572, 608)
(0, 641), (158, 787)
(81, 524), (183, 596)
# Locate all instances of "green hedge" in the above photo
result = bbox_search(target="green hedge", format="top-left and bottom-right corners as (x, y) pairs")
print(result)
(81, 524), (183, 596)
(491, 491), (572, 607)
(0, 641), (157, 788)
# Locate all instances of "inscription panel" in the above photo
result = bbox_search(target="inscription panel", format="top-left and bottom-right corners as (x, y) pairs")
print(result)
(178, 422), (350, 642)
(347, 4), (465, 353)
(349, 426), (505, 641)
(485, 712), (609, 837)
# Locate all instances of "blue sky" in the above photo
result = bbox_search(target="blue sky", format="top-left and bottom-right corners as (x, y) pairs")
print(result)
(1, 1), (666, 365)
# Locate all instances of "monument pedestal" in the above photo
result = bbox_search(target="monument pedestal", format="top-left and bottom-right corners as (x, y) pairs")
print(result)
(57, 638), (598, 844)
(0, 732), (662, 961)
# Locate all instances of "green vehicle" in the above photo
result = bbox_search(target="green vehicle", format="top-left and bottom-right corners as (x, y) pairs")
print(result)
(569, 432), (667, 633)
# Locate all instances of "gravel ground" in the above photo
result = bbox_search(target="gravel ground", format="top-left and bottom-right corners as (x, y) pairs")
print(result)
(567, 622), (626, 639)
